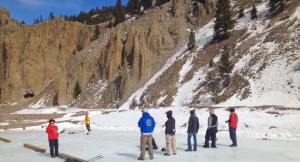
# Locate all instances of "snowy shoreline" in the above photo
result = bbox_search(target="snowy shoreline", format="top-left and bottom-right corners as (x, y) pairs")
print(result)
(2, 106), (300, 141)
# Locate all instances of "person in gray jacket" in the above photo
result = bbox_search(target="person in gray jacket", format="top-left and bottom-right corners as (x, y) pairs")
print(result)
(185, 110), (199, 151)
(203, 108), (218, 148)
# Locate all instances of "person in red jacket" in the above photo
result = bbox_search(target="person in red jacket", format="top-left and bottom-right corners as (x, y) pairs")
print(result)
(46, 119), (59, 158)
(226, 108), (238, 147)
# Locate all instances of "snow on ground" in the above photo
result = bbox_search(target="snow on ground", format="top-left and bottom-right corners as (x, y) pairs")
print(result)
(1, 130), (300, 162)
(8, 106), (300, 140)
(2, 105), (300, 161)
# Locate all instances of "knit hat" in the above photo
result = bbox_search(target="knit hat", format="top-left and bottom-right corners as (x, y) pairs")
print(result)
(229, 108), (235, 112)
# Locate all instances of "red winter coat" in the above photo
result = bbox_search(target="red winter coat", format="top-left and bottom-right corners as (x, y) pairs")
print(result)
(46, 124), (59, 140)
(229, 113), (238, 128)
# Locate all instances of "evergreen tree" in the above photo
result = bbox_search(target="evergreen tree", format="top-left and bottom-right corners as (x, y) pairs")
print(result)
(39, 15), (44, 23)
(21, 20), (25, 24)
(187, 30), (196, 50)
(219, 45), (232, 87)
(127, 0), (135, 14)
(269, 0), (285, 16)
(238, 7), (244, 18)
(156, 0), (170, 6)
(73, 81), (82, 98)
(141, 0), (153, 10)
(127, 0), (140, 14)
(33, 18), (39, 24)
(213, 0), (235, 41)
(91, 25), (100, 41)
(210, 80), (221, 103)
(114, 0), (126, 26)
(49, 12), (55, 20)
(219, 45), (232, 77)
(251, 5), (258, 20)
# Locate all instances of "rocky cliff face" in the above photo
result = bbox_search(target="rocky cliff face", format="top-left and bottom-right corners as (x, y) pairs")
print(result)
(74, 2), (195, 108)
(0, 8), (94, 107)
(0, 0), (217, 109)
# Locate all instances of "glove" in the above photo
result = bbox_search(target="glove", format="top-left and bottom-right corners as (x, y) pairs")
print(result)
(225, 120), (229, 123)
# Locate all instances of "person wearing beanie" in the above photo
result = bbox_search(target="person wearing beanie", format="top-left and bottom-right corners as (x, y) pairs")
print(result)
(46, 119), (59, 158)
(226, 108), (238, 147)
(203, 108), (218, 148)
(185, 109), (199, 151)
(138, 107), (156, 160)
(164, 110), (176, 156)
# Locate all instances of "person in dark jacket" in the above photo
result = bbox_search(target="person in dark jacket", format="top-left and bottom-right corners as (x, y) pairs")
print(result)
(226, 108), (238, 147)
(146, 137), (158, 150)
(138, 108), (156, 160)
(46, 119), (59, 158)
(203, 108), (218, 148)
(164, 110), (176, 156)
(185, 110), (199, 151)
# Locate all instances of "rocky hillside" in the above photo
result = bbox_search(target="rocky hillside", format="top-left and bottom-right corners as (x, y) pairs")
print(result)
(0, 7), (94, 109)
(0, 0), (217, 110)
(119, 0), (300, 109)
(1, 0), (299, 110)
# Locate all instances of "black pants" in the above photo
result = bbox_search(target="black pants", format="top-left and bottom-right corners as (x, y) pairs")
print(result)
(204, 128), (217, 147)
(86, 124), (91, 132)
(49, 139), (59, 156)
(229, 127), (237, 145)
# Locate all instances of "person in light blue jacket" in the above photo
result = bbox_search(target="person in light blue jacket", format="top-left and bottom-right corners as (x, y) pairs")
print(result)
(138, 108), (156, 160)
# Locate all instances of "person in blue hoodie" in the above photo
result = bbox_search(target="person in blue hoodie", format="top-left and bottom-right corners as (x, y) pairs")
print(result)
(138, 107), (156, 160)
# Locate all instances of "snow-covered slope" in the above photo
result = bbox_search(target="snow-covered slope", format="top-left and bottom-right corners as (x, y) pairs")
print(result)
(120, 1), (300, 109)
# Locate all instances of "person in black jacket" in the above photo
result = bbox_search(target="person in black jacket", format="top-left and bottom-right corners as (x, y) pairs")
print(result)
(185, 110), (200, 151)
(164, 110), (176, 156)
(203, 108), (218, 148)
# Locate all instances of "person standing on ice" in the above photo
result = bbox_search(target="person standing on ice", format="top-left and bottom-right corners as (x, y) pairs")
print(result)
(203, 108), (218, 148)
(138, 107), (156, 160)
(46, 119), (59, 158)
(164, 110), (177, 156)
(185, 110), (199, 151)
(226, 108), (238, 147)
(84, 113), (91, 135)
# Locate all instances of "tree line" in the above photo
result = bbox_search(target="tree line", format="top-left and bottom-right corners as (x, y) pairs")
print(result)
(31, 0), (171, 26)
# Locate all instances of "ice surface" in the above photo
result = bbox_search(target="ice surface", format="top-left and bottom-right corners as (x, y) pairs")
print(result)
(0, 130), (299, 162)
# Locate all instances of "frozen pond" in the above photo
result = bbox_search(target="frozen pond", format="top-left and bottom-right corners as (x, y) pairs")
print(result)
(0, 130), (299, 162)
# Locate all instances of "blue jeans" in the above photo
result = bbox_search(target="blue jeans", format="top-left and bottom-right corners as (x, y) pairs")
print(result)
(187, 133), (197, 150)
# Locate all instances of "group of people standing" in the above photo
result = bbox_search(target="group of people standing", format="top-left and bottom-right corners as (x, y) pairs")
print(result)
(137, 107), (238, 160)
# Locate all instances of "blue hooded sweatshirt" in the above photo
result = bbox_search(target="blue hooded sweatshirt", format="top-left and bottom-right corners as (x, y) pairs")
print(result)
(138, 112), (155, 134)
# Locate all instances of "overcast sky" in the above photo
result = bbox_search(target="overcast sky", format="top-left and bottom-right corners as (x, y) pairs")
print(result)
(0, 0), (128, 24)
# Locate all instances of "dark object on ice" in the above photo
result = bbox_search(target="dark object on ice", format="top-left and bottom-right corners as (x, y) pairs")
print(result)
(161, 148), (166, 152)
(24, 91), (34, 98)
(65, 158), (80, 162)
